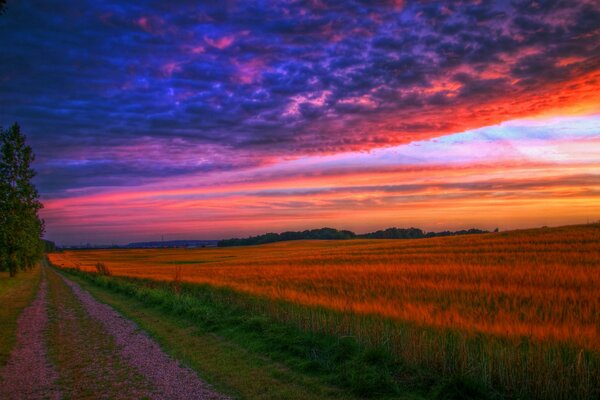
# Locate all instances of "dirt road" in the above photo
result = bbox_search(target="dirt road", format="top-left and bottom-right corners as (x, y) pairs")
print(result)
(0, 265), (228, 400)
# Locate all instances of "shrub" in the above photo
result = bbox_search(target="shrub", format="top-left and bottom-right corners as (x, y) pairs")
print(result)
(94, 262), (111, 276)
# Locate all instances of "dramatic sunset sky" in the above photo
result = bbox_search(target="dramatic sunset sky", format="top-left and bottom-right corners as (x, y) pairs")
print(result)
(1, 0), (599, 244)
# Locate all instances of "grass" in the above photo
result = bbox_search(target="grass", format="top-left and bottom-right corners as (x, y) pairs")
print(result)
(58, 267), (478, 400)
(63, 269), (370, 400)
(51, 224), (600, 399)
(0, 266), (41, 366)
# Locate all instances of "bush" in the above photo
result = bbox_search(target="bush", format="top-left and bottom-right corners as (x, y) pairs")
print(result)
(94, 262), (111, 276)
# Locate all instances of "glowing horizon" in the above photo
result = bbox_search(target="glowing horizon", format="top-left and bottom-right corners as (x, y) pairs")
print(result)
(40, 114), (600, 245)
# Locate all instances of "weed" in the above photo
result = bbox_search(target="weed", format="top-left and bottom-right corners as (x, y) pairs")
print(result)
(94, 262), (111, 276)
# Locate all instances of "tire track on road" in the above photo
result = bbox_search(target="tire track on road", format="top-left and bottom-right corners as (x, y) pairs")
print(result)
(0, 267), (61, 400)
(47, 265), (228, 400)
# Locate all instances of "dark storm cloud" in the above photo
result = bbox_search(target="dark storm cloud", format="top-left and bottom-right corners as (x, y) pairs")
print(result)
(1, 0), (599, 195)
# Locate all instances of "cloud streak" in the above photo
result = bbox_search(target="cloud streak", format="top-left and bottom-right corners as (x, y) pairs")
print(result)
(38, 116), (600, 244)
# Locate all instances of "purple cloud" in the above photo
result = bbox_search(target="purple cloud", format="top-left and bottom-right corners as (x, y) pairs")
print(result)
(0, 0), (598, 197)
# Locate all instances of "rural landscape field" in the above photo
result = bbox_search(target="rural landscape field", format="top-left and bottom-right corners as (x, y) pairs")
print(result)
(2, 0), (600, 399)
(49, 224), (600, 399)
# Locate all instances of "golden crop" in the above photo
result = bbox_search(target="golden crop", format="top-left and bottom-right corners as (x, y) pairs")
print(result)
(51, 224), (600, 350)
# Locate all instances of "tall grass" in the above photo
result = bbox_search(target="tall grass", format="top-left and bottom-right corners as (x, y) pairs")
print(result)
(60, 268), (423, 398)
(51, 224), (600, 399)
(94, 262), (111, 276)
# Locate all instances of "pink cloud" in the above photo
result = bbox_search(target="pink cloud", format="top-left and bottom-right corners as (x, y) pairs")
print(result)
(233, 58), (266, 84)
(135, 15), (167, 35)
(161, 62), (182, 77)
(204, 35), (235, 49)
(188, 45), (205, 55)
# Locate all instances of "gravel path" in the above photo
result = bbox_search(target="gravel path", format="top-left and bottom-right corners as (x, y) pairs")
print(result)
(1, 266), (228, 399)
(0, 271), (61, 400)
(61, 274), (228, 400)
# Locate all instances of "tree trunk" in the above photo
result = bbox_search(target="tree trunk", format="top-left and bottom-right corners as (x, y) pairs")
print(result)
(9, 251), (17, 277)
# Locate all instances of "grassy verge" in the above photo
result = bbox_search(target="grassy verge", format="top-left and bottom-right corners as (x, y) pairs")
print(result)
(65, 272), (364, 400)
(0, 266), (41, 366)
(57, 266), (501, 400)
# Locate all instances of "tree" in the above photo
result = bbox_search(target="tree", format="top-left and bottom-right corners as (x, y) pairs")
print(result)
(0, 123), (45, 277)
(43, 239), (57, 253)
(0, 1), (6, 15)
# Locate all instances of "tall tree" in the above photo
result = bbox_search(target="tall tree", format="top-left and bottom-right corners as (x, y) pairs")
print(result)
(0, 123), (45, 277)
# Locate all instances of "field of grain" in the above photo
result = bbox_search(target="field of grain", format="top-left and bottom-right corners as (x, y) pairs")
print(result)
(50, 224), (600, 398)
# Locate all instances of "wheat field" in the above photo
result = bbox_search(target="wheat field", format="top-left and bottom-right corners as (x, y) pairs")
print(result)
(50, 224), (600, 398)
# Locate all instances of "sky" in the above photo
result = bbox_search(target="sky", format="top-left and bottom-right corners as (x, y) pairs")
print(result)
(1, 0), (599, 245)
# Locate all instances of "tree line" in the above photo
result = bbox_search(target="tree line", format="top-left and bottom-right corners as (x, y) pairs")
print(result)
(0, 124), (45, 277)
(217, 226), (493, 247)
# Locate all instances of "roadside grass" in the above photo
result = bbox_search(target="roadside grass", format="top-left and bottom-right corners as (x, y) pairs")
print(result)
(66, 272), (363, 400)
(0, 266), (41, 366)
(58, 266), (495, 400)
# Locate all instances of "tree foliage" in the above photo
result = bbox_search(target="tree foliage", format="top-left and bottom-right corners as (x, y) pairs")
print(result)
(218, 227), (356, 247)
(0, 123), (45, 277)
(218, 226), (491, 247)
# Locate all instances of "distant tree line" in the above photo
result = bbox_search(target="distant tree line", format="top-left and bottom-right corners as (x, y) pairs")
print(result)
(217, 226), (493, 247)
(361, 227), (494, 239)
(218, 228), (355, 247)
(0, 124), (45, 277)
